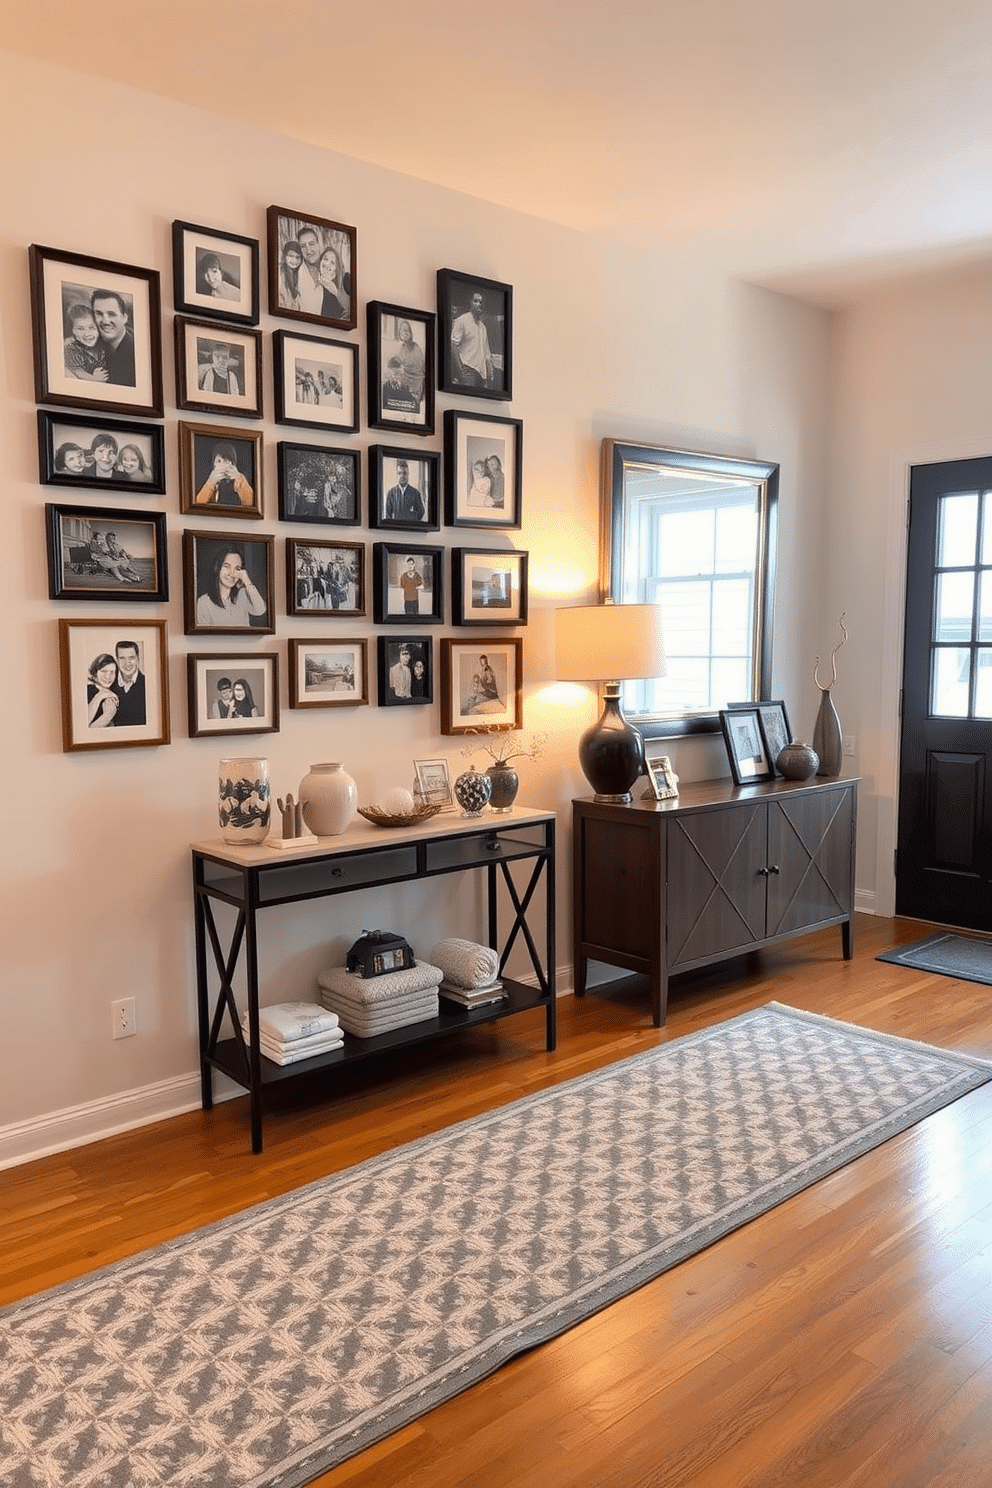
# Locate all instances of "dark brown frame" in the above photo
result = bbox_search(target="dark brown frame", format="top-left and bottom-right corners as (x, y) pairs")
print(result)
(288, 637), (370, 709)
(38, 410), (165, 494)
(440, 636), (523, 735)
(58, 617), (170, 752)
(266, 205), (356, 330)
(46, 503), (168, 602)
(366, 300), (436, 436)
(178, 421), (264, 519)
(437, 268), (512, 400)
(174, 316), (263, 419)
(187, 651), (280, 737)
(369, 446), (440, 532)
(183, 529), (275, 636)
(285, 538), (366, 618)
(277, 442), (360, 526)
(172, 220), (260, 326)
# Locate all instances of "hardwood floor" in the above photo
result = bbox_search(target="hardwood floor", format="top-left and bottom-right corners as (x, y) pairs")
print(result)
(4, 912), (992, 1486)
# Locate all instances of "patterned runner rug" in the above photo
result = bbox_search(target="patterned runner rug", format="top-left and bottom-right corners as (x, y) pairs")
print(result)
(3, 1003), (990, 1488)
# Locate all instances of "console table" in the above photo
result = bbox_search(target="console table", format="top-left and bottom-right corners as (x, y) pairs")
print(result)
(193, 807), (556, 1153)
(572, 777), (857, 1026)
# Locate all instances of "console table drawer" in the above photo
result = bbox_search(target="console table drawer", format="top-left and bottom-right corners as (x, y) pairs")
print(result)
(255, 846), (419, 903)
(425, 825), (547, 873)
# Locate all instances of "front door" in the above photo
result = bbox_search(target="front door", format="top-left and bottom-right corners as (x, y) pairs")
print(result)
(896, 455), (992, 929)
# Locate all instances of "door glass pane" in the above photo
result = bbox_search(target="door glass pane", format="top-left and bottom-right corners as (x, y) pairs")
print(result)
(934, 572), (975, 643)
(979, 572), (992, 642)
(931, 647), (970, 717)
(938, 493), (978, 568)
(975, 649), (992, 718)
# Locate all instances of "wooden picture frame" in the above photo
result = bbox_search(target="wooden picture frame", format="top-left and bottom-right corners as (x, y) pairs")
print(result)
(58, 617), (170, 752)
(452, 547), (527, 625)
(646, 755), (680, 800)
(289, 637), (370, 708)
(183, 530), (275, 635)
(413, 758), (453, 808)
(174, 316), (263, 419)
(29, 244), (163, 416)
(440, 637), (523, 734)
(720, 707), (775, 786)
(728, 699), (792, 776)
(373, 542), (444, 625)
(46, 503), (168, 602)
(266, 205), (356, 330)
(366, 300), (435, 435)
(172, 220), (259, 325)
(377, 635), (433, 707)
(187, 652), (279, 737)
(443, 410), (522, 528)
(369, 446), (440, 532)
(437, 268), (512, 400)
(273, 329), (359, 432)
(277, 442), (360, 525)
(178, 421), (263, 519)
(286, 538), (365, 617)
(37, 410), (165, 493)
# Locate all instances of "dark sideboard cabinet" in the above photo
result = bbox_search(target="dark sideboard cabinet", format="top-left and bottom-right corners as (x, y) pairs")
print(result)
(572, 777), (857, 1025)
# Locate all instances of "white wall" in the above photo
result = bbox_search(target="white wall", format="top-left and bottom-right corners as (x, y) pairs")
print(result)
(0, 53), (833, 1164)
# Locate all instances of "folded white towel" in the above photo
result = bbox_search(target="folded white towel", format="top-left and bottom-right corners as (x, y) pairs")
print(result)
(428, 938), (500, 990)
(319, 985), (439, 1016)
(259, 1032), (344, 1065)
(244, 1001), (340, 1043)
(317, 961), (442, 1006)
(244, 1019), (344, 1056)
(329, 997), (439, 1038)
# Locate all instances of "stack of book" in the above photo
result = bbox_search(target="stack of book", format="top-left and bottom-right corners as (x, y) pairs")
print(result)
(240, 1001), (344, 1066)
(437, 977), (506, 1009)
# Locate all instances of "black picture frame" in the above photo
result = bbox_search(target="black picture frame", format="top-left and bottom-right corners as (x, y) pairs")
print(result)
(369, 446), (440, 532)
(727, 699), (792, 776)
(273, 329), (359, 432)
(46, 503), (168, 603)
(437, 268), (512, 400)
(179, 421), (263, 519)
(377, 635), (433, 707)
(289, 637), (370, 709)
(174, 316), (263, 419)
(719, 707), (775, 786)
(58, 617), (170, 752)
(266, 205), (356, 330)
(29, 244), (163, 416)
(286, 538), (365, 618)
(187, 652), (279, 737)
(373, 542), (444, 625)
(366, 301), (435, 436)
(443, 410), (522, 528)
(452, 547), (528, 625)
(277, 442), (360, 525)
(37, 410), (165, 493)
(172, 220), (260, 326)
(183, 530), (275, 636)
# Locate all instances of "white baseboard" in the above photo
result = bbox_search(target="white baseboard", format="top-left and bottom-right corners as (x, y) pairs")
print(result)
(855, 888), (876, 915)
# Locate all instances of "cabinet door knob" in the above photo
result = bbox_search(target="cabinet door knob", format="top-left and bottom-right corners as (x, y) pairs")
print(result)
(769, 864), (780, 875)
(757, 866), (769, 877)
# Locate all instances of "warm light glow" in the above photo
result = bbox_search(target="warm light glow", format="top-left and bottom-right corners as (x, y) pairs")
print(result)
(556, 603), (666, 682)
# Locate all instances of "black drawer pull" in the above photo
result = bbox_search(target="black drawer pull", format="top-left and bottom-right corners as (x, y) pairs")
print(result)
(484, 833), (501, 852)
(331, 867), (343, 877)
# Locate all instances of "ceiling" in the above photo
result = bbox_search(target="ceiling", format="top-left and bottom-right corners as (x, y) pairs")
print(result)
(3, 0), (992, 304)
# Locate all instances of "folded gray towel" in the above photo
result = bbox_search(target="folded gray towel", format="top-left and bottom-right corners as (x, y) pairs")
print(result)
(318, 960), (442, 1005)
(428, 938), (500, 989)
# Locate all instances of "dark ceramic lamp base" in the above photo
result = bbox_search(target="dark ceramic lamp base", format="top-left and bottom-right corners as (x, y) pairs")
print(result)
(578, 684), (645, 802)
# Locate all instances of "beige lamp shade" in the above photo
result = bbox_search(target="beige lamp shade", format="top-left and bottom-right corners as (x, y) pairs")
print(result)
(555, 603), (665, 683)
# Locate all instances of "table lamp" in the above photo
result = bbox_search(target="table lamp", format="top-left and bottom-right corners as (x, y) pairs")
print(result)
(555, 602), (666, 802)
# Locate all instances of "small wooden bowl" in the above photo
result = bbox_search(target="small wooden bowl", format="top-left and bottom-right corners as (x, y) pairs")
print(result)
(357, 804), (443, 828)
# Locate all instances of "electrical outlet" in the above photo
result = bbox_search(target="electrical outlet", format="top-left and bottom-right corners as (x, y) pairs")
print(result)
(842, 734), (856, 757)
(111, 997), (137, 1040)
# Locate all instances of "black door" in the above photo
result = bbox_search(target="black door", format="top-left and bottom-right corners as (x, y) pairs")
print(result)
(896, 455), (992, 929)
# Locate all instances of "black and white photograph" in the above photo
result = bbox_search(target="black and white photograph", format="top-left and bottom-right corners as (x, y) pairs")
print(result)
(179, 422), (263, 519)
(46, 504), (168, 602)
(289, 638), (369, 709)
(720, 706), (775, 785)
(183, 530), (274, 635)
(377, 635), (433, 707)
(58, 617), (170, 753)
(174, 317), (263, 419)
(728, 699), (792, 776)
(273, 329), (359, 432)
(444, 410), (522, 528)
(277, 443), (359, 525)
(29, 245), (163, 416)
(172, 220), (259, 325)
(266, 205), (356, 330)
(437, 268), (512, 400)
(452, 547), (528, 625)
(187, 652), (279, 737)
(413, 758), (453, 808)
(38, 410), (165, 493)
(286, 539), (365, 617)
(373, 543), (444, 625)
(440, 637), (523, 734)
(369, 446), (440, 531)
(366, 301), (435, 435)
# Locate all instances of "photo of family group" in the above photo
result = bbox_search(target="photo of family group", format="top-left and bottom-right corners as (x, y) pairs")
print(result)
(378, 636), (433, 706)
(286, 540), (364, 617)
(47, 504), (168, 602)
(440, 637), (522, 734)
(267, 206), (356, 330)
(273, 330), (358, 432)
(59, 618), (169, 753)
(39, 411), (165, 493)
(278, 444), (359, 525)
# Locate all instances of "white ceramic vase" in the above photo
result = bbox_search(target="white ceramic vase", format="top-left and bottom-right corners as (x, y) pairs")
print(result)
(299, 762), (357, 836)
(218, 758), (271, 845)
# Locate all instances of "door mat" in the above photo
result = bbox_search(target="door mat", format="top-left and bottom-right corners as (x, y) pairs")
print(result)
(877, 931), (992, 984)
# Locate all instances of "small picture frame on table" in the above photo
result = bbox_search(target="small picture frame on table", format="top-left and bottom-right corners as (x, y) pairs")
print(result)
(728, 699), (792, 776)
(366, 301), (435, 435)
(720, 707), (774, 786)
(369, 446), (440, 531)
(187, 652), (279, 737)
(413, 758), (454, 808)
(266, 206), (356, 329)
(646, 755), (680, 801)
(58, 617), (170, 753)
(183, 530), (274, 635)
(278, 443), (360, 525)
(174, 316), (263, 419)
(378, 636), (433, 706)
(443, 410), (522, 528)
(437, 268), (512, 400)
(373, 542), (444, 625)
(37, 410), (165, 493)
(289, 637), (369, 708)
(172, 220), (259, 325)
(29, 244), (163, 416)
(273, 329), (359, 432)
(286, 538), (365, 617)
(179, 421), (263, 518)
(46, 503), (168, 602)
(440, 637), (522, 735)
(452, 547), (527, 625)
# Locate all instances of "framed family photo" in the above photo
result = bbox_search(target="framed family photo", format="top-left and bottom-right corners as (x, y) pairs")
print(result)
(37, 410), (165, 493)
(288, 637), (369, 709)
(174, 317), (263, 419)
(377, 636), (433, 707)
(646, 755), (680, 800)
(273, 330), (359, 432)
(187, 652), (279, 738)
(719, 707), (775, 786)
(286, 538), (365, 617)
(727, 699), (792, 776)
(373, 543), (444, 625)
(369, 447), (440, 532)
(58, 617), (170, 753)
(179, 422), (263, 519)
(444, 410), (522, 528)
(172, 221), (260, 325)
(437, 268), (512, 400)
(452, 547), (528, 625)
(440, 637), (523, 734)
(266, 206), (356, 330)
(366, 301), (435, 435)
(29, 245), (163, 416)
(46, 503), (168, 602)
(413, 758), (454, 808)
(183, 530), (275, 635)
(277, 443), (360, 525)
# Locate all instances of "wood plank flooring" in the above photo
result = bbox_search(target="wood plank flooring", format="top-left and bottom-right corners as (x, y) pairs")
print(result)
(4, 912), (992, 1486)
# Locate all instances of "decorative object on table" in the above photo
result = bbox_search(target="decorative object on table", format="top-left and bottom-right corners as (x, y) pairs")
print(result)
(172, 219), (260, 327)
(460, 728), (547, 814)
(345, 930), (417, 978)
(413, 757), (454, 808)
(451, 547), (529, 626)
(266, 204), (357, 331)
(437, 267), (513, 401)
(357, 803), (442, 828)
(443, 409), (523, 528)
(58, 616), (170, 754)
(366, 300), (436, 437)
(267, 792), (319, 850)
(555, 601), (666, 802)
(776, 741), (819, 781)
(187, 652), (279, 738)
(46, 503), (169, 603)
(37, 409), (167, 495)
(240, 1002), (343, 1065)
(218, 757), (270, 845)
(719, 707), (775, 786)
(318, 959), (443, 1036)
(453, 767), (493, 817)
(645, 755), (679, 800)
(727, 699), (792, 777)
(440, 636), (523, 734)
(298, 761), (357, 836)
(813, 612), (848, 778)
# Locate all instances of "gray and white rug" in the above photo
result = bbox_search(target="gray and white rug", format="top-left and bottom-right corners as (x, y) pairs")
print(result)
(2, 1003), (990, 1488)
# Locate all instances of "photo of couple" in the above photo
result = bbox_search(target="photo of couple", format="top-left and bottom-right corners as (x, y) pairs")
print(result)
(56, 512), (156, 595)
(86, 639), (147, 729)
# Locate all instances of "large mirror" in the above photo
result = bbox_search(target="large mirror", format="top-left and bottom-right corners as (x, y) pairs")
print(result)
(601, 440), (778, 737)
